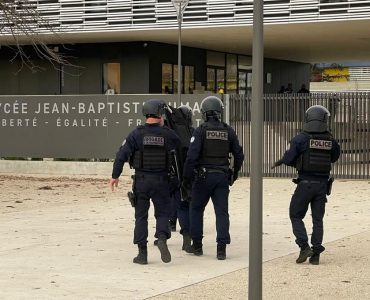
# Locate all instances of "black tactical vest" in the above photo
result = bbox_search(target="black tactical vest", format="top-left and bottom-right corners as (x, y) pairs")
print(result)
(296, 132), (333, 173)
(131, 126), (169, 171)
(199, 122), (229, 166)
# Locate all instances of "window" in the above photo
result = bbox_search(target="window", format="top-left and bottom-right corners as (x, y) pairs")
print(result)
(207, 51), (225, 67)
(238, 55), (252, 94)
(162, 63), (173, 94)
(238, 55), (252, 70)
(226, 54), (237, 94)
(103, 63), (120, 94)
(161, 63), (194, 94)
(184, 66), (194, 94)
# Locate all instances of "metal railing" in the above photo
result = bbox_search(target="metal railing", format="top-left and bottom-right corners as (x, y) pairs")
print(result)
(229, 93), (370, 179)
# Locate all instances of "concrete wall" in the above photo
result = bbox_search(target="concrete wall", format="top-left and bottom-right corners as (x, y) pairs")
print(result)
(310, 81), (370, 92)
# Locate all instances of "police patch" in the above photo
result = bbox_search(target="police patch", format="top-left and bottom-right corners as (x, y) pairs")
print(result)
(206, 130), (228, 140)
(143, 136), (165, 146)
(309, 139), (332, 150)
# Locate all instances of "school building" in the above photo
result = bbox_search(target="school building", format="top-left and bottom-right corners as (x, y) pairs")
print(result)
(1, 0), (370, 95)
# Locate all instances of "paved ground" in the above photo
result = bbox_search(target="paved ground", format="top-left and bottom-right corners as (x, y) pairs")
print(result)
(0, 174), (369, 299)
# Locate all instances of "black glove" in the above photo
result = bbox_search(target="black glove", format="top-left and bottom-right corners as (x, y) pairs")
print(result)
(180, 177), (192, 202)
(271, 159), (283, 169)
(181, 177), (192, 191)
(228, 170), (239, 186)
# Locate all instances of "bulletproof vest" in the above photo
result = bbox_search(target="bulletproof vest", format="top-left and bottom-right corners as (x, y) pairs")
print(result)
(199, 122), (229, 166)
(296, 132), (333, 173)
(131, 126), (169, 171)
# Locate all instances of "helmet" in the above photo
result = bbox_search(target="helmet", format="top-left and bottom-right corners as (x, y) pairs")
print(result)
(178, 104), (193, 125)
(303, 105), (330, 133)
(142, 99), (165, 118)
(200, 96), (224, 120)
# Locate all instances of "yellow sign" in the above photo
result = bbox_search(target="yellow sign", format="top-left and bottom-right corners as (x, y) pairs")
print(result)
(322, 67), (349, 82)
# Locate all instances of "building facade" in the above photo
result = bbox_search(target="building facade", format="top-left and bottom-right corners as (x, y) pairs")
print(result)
(1, 0), (370, 95)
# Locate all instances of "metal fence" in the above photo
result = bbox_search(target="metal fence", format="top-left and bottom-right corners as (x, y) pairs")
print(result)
(228, 93), (370, 179)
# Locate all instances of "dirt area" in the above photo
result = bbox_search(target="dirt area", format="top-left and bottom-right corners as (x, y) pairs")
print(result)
(0, 175), (131, 214)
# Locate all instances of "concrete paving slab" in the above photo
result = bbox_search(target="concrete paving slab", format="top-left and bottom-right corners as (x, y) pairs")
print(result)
(0, 175), (369, 299)
(151, 230), (370, 299)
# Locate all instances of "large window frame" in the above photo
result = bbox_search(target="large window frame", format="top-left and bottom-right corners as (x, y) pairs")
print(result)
(102, 62), (121, 94)
(206, 66), (225, 94)
(161, 63), (195, 94)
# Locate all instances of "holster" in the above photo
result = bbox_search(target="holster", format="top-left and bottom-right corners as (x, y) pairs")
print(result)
(195, 167), (207, 180)
(228, 168), (235, 186)
(327, 176), (334, 196)
(127, 175), (137, 207)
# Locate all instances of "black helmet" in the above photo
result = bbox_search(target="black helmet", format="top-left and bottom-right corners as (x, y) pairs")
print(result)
(200, 96), (223, 120)
(142, 99), (165, 118)
(178, 104), (193, 125)
(303, 105), (330, 133)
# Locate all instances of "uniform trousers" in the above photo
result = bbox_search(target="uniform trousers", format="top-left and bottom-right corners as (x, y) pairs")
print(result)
(190, 172), (230, 245)
(134, 175), (171, 246)
(289, 180), (327, 254)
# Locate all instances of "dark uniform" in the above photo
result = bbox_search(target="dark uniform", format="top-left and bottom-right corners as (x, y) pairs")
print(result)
(168, 105), (194, 251)
(275, 105), (340, 265)
(182, 96), (244, 260)
(111, 99), (180, 265)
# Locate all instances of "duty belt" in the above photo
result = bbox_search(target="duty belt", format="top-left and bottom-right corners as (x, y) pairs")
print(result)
(206, 169), (227, 174)
(135, 174), (169, 182)
(299, 180), (325, 184)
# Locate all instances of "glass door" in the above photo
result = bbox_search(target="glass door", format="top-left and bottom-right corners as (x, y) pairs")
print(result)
(103, 63), (121, 94)
(207, 66), (225, 93)
(216, 69), (225, 94)
(238, 70), (252, 94)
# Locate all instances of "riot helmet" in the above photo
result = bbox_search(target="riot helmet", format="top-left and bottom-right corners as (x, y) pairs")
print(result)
(142, 99), (166, 118)
(200, 96), (224, 121)
(303, 105), (330, 133)
(178, 104), (193, 126)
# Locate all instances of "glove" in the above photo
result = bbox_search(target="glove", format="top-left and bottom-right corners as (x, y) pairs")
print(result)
(181, 177), (192, 202)
(228, 170), (238, 186)
(181, 177), (192, 191)
(271, 159), (283, 169)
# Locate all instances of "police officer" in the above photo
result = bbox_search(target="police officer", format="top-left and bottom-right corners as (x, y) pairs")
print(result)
(273, 105), (340, 265)
(182, 96), (244, 260)
(168, 104), (194, 250)
(109, 99), (180, 265)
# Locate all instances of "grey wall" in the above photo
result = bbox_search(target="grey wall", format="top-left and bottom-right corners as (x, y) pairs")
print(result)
(264, 59), (311, 93)
(0, 59), (19, 95)
(121, 52), (149, 94)
(0, 57), (60, 95)
(0, 94), (205, 158)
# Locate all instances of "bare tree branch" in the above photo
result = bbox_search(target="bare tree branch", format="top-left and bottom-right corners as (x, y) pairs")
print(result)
(0, 0), (75, 71)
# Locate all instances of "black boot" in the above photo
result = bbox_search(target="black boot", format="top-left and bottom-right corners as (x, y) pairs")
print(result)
(186, 240), (203, 256)
(157, 236), (171, 263)
(217, 244), (226, 260)
(133, 245), (148, 265)
(182, 233), (191, 251)
(296, 245), (313, 264)
(309, 253), (320, 265)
